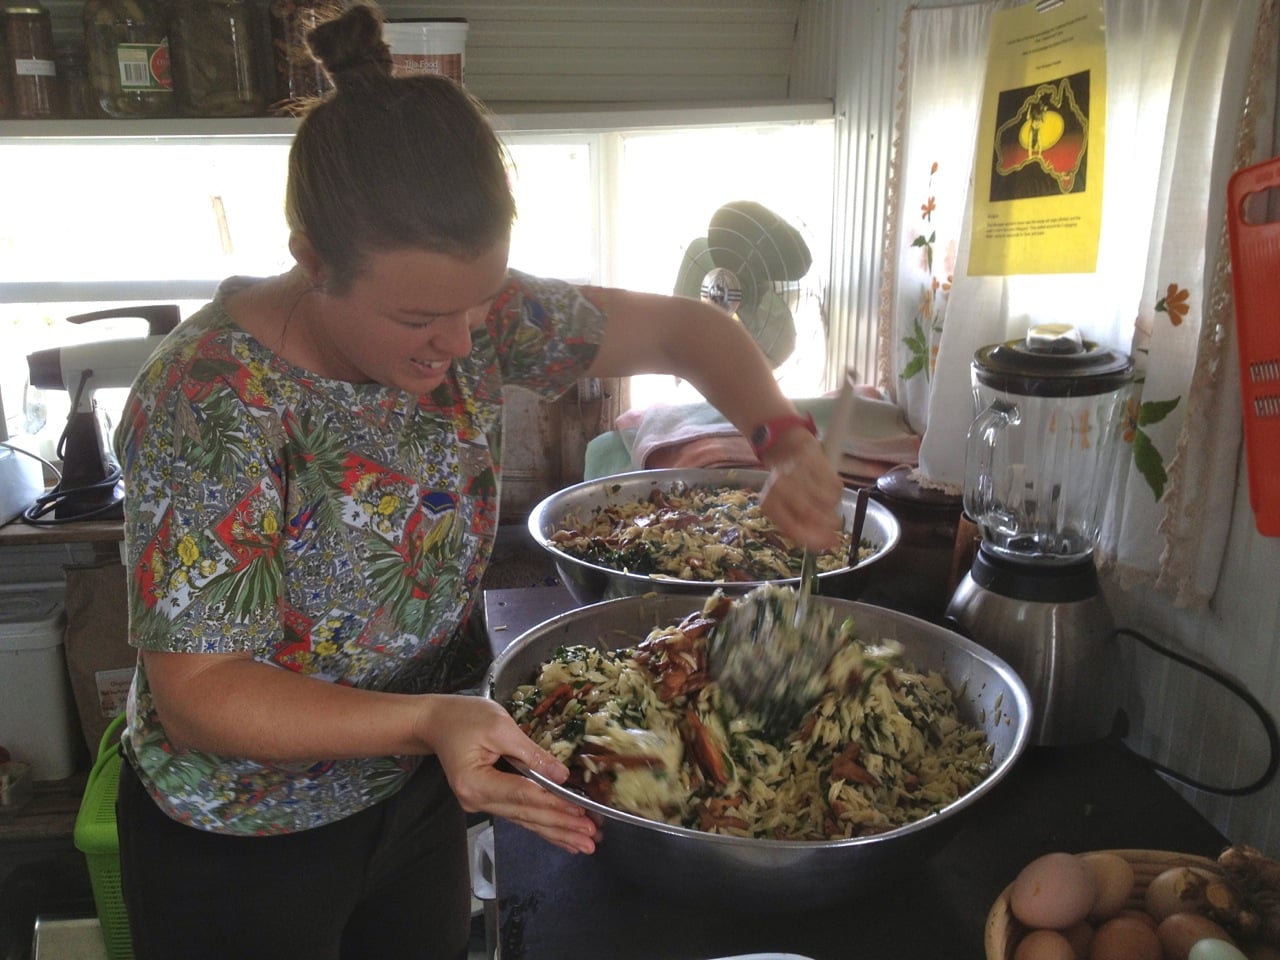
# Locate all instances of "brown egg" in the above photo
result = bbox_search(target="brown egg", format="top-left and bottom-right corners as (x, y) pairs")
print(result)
(1014, 929), (1077, 960)
(1080, 852), (1136, 921)
(1010, 852), (1099, 929)
(1145, 866), (1220, 921)
(1091, 914), (1163, 960)
(1115, 908), (1159, 930)
(1157, 912), (1235, 960)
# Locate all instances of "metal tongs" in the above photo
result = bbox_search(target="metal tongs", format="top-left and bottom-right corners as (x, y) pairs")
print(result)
(708, 373), (864, 736)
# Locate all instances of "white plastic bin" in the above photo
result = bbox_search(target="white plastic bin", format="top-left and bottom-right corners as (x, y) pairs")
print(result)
(383, 19), (468, 83)
(0, 590), (78, 780)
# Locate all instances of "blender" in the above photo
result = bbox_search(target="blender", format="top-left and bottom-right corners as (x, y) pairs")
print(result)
(945, 323), (1134, 746)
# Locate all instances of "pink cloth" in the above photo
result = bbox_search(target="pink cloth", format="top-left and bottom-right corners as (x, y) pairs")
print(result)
(614, 392), (920, 483)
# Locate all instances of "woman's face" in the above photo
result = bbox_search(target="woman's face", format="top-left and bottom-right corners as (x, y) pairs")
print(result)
(307, 240), (511, 393)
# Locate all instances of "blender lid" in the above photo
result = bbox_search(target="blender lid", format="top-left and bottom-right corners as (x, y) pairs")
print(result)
(973, 323), (1134, 397)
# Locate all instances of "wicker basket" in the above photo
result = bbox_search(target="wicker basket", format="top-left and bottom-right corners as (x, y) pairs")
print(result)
(984, 848), (1222, 960)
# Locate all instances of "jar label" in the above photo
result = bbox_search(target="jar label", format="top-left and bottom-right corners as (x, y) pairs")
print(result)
(14, 58), (56, 78)
(115, 42), (174, 92)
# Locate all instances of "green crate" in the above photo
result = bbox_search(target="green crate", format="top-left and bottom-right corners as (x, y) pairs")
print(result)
(73, 714), (133, 960)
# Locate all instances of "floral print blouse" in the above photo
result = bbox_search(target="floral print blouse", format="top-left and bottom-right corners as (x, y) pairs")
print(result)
(115, 270), (606, 835)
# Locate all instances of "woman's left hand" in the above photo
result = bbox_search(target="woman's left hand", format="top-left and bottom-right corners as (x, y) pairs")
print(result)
(418, 694), (601, 855)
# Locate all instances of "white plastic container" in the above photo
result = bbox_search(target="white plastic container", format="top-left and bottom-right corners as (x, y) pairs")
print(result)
(383, 19), (468, 84)
(0, 590), (78, 780)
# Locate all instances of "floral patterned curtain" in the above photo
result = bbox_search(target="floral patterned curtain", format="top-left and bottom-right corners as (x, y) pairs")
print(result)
(878, 0), (1276, 608)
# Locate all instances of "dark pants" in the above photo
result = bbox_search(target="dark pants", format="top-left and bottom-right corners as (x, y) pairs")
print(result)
(116, 755), (470, 960)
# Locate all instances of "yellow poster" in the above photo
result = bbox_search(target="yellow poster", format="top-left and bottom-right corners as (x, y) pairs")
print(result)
(968, 0), (1106, 276)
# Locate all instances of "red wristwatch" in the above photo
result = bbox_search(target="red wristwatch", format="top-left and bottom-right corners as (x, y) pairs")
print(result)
(748, 412), (818, 459)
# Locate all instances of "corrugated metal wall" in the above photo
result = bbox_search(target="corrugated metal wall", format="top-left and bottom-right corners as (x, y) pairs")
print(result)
(1109, 466), (1280, 855)
(794, 0), (900, 385)
(41, 0), (804, 104)
(379, 0), (803, 102)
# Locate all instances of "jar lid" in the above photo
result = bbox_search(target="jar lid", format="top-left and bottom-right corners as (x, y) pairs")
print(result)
(875, 465), (962, 509)
(973, 323), (1133, 397)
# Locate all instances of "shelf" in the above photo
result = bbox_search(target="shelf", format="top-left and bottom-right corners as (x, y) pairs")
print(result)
(0, 519), (123, 547)
(0, 98), (833, 141)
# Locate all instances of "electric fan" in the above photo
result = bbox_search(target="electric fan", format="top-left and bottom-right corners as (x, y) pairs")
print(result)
(673, 200), (817, 368)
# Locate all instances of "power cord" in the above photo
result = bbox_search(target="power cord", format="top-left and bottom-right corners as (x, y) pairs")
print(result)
(0, 440), (121, 525)
(0, 440), (61, 481)
(18, 370), (124, 525)
(1115, 625), (1280, 797)
(21, 466), (124, 524)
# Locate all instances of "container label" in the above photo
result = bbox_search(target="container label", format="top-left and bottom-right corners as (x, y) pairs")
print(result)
(116, 42), (173, 92)
(14, 58), (56, 77)
(391, 53), (463, 83)
(94, 667), (135, 720)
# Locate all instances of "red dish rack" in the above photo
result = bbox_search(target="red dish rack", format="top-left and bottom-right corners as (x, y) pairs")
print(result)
(1226, 157), (1280, 537)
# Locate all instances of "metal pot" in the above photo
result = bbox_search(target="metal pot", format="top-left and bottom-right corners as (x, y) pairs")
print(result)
(526, 468), (901, 605)
(486, 593), (1032, 912)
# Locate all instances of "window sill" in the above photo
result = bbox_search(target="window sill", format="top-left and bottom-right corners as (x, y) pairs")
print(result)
(0, 99), (833, 142)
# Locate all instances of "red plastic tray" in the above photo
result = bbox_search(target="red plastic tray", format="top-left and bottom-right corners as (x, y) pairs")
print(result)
(1226, 158), (1280, 536)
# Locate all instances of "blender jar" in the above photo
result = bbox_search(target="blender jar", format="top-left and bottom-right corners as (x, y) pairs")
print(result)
(964, 324), (1134, 563)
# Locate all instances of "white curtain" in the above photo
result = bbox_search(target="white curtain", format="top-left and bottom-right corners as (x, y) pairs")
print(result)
(879, 0), (1277, 608)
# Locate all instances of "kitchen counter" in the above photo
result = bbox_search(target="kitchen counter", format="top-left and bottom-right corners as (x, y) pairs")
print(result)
(481, 586), (1232, 960)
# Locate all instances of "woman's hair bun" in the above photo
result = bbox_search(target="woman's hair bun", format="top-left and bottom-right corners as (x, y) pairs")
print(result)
(307, 4), (393, 83)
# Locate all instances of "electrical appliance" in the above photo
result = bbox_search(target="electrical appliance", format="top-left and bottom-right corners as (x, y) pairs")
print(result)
(945, 323), (1134, 746)
(23, 305), (179, 524)
(0, 392), (47, 526)
(673, 200), (819, 369)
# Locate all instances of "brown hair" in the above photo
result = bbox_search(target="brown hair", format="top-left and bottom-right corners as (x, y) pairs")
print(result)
(284, 4), (516, 294)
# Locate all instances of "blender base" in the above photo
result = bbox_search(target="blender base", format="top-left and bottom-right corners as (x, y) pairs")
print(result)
(945, 546), (1120, 747)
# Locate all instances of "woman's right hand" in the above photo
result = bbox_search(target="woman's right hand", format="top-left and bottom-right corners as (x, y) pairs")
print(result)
(417, 694), (601, 855)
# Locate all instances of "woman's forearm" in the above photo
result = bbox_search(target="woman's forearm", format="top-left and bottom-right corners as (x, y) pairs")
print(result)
(142, 649), (430, 761)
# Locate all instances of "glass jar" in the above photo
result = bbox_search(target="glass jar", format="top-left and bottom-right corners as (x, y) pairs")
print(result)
(5, 4), (57, 119)
(56, 43), (99, 119)
(169, 0), (266, 117)
(267, 0), (335, 114)
(83, 0), (175, 118)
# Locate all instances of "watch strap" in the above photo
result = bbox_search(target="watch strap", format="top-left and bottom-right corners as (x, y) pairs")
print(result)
(748, 412), (818, 459)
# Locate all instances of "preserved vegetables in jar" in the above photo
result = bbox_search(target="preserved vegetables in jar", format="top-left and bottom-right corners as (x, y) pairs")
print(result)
(169, 0), (265, 117)
(84, 0), (175, 118)
(5, 5), (57, 119)
(268, 0), (344, 114)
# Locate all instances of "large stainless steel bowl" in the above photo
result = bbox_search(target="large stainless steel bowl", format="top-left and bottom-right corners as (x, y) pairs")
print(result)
(526, 468), (901, 605)
(487, 593), (1032, 912)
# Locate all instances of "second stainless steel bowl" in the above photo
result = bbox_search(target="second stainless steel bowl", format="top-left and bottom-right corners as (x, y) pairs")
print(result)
(526, 468), (901, 604)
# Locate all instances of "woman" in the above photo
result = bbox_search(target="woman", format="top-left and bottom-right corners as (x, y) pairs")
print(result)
(112, 6), (843, 959)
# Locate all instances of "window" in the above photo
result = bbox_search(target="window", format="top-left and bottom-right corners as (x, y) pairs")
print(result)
(611, 123), (835, 407)
(0, 113), (834, 461)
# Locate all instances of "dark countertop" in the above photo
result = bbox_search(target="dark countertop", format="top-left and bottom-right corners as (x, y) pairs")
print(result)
(481, 586), (1231, 960)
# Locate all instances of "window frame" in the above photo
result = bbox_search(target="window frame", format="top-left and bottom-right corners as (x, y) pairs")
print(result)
(0, 101), (833, 304)
(0, 102), (838, 449)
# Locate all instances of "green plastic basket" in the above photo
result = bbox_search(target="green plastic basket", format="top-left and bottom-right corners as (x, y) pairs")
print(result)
(73, 713), (133, 960)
